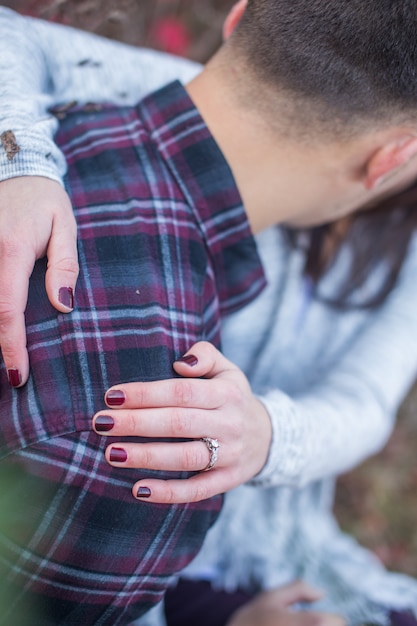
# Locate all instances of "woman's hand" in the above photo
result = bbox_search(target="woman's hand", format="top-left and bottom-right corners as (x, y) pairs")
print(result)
(92, 341), (273, 503)
(0, 176), (78, 386)
(226, 581), (346, 626)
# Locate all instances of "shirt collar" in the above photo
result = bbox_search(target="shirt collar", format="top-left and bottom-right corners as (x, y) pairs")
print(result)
(138, 80), (266, 315)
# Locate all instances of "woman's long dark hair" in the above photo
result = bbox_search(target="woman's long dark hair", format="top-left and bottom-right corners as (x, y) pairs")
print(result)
(291, 181), (417, 310)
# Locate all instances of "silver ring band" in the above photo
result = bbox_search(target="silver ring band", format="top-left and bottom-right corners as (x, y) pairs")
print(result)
(201, 437), (220, 471)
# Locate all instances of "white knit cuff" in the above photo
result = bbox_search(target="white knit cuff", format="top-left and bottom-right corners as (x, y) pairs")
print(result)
(248, 390), (306, 487)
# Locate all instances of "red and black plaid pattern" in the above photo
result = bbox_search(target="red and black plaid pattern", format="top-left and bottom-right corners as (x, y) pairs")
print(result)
(0, 81), (265, 625)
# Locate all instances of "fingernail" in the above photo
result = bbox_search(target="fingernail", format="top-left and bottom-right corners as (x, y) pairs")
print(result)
(178, 354), (198, 366)
(109, 447), (127, 463)
(94, 415), (115, 432)
(106, 390), (126, 406)
(58, 286), (74, 309)
(136, 486), (152, 498)
(8, 368), (22, 388)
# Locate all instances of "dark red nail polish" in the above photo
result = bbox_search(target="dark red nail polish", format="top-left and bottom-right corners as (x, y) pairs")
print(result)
(109, 447), (127, 463)
(94, 415), (115, 432)
(58, 286), (74, 309)
(106, 390), (126, 406)
(136, 486), (152, 498)
(8, 368), (22, 388)
(178, 354), (198, 366)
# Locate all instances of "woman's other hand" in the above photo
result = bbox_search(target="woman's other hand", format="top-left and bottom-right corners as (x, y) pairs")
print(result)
(0, 176), (78, 386)
(93, 341), (273, 502)
(226, 581), (345, 626)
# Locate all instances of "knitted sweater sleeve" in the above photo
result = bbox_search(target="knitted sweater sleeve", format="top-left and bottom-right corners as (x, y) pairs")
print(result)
(252, 238), (417, 488)
(0, 7), (200, 184)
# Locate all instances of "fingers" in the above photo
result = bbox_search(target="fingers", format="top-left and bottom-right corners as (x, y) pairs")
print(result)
(100, 437), (242, 503)
(297, 613), (346, 626)
(225, 581), (337, 626)
(44, 196), (78, 313)
(226, 584), (345, 626)
(98, 436), (235, 503)
(130, 469), (235, 503)
(0, 271), (31, 387)
(0, 177), (78, 386)
(93, 402), (235, 438)
(95, 339), (272, 501)
(101, 341), (237, 410)
(173, 340), (237, 379)
(105, 440), (215, 473)
(96, 340), (271, 501)
(227, 597), (346, 626)
(103, 376), (231, 413)
(0, 215), (39, 386)
(256, 581), (323, 608)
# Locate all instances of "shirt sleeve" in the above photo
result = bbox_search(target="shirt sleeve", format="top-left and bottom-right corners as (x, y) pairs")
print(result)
(251, 237), (417, 488)
(0, 7), (200, 184)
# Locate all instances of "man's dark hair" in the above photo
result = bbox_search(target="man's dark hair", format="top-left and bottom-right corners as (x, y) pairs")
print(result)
(233, 0), (417, 132)
(293, 183), (417, 309)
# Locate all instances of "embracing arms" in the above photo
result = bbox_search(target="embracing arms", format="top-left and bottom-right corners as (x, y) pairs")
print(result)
(0, 7), (199, 384)
(92, 244), (417, 501)
(2, 8), (417, 502)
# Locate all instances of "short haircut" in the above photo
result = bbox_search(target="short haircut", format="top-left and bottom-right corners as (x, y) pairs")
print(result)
(230, 0), (417, 136)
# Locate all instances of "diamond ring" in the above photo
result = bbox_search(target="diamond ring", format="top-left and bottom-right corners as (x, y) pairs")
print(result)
(200, 437), (220, 471)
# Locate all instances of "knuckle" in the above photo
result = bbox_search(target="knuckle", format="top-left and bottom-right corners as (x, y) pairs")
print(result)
(182, 444), (206, 470)
(172, 379), (194, 405)
(48, 256), (79, 277)
(56, 208), (77, 229)
(126, 411), (139, 434)
(131, 384), (150, 407)
(141, 447), (155, 467)
(193, 481), (210, 502)
(0, 344), (17, 361)
(0, 235), (21, 260)
(226, 414), (246, 449)
(0, 305), (16, 326)
(223, 379), (245, 406)
(0, 310), (20, 341)
(171, 408), (193, 437)
(164, 485), (177, 505)
(196, 340), (214, 357)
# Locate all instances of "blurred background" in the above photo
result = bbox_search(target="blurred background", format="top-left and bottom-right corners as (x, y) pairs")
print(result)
(2, 0), (416, 578)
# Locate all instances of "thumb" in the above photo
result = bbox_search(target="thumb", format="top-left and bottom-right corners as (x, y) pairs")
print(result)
(44, 200), (79, 312)
(173, 340), (237, 379)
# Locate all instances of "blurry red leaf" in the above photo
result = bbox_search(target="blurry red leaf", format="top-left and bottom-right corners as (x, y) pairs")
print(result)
(150, 17), (190, 56)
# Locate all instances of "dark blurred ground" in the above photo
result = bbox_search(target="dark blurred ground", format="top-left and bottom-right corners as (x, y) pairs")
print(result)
(2, 0), (416, 578)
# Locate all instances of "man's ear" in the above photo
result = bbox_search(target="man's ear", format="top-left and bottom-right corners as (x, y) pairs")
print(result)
(365, 133), (417, 190)
(223, 0), (248, 40)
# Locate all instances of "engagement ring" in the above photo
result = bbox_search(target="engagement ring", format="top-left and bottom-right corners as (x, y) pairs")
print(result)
(201, 437), (220, 471)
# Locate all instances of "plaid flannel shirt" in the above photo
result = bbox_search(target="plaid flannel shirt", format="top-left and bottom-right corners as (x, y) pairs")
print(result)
(0, 81), (265, 625)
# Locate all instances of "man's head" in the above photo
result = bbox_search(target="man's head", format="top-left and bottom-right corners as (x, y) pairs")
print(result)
(187, 0), (417, 232)
(223, 0), (417, 140)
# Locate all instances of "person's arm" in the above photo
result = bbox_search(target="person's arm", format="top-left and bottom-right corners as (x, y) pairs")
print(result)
(0, 9), (78, 383)
(0, 7), (200, 385)
(255, 236), (417, 487)
(0, 6), (200, 181)
(92, 237), (417, 501)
